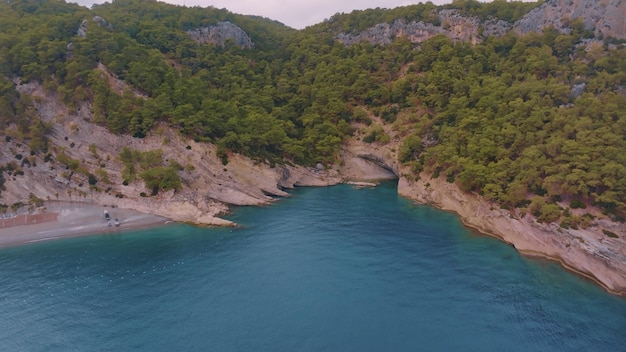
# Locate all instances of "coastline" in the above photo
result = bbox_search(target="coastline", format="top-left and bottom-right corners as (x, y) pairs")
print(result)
(397, 175), (626, 298)
(458, 213), (626, 297)
(339, 131), (626, 298)
(0, 202), (170, 248)
(1, 180), (625, 298)
(5, 80), (623, 298)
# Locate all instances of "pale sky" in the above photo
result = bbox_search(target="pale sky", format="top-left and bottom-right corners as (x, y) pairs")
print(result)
(73, 0), (454, 29)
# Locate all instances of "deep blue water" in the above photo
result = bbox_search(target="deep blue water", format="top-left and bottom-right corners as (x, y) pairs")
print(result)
(0, 182), (625, 351)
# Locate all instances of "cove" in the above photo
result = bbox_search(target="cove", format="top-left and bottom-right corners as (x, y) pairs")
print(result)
(0, 182), (624, 351)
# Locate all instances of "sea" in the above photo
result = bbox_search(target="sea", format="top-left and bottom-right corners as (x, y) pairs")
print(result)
(0, 182), (625, 352)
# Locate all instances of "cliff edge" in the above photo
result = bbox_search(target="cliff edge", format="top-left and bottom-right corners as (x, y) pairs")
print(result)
(342, 115), (626, 297)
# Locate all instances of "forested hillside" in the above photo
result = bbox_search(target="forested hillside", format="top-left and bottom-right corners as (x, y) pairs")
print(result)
(1, 0), (625, 226)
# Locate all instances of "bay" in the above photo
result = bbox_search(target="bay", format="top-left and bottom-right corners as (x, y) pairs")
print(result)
(0, 182), (624, 351)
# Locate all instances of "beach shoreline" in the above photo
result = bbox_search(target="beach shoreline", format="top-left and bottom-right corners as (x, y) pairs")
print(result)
(0, 202), (171, 248)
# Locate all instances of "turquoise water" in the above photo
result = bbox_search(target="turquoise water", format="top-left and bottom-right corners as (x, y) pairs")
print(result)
(0, 183), (625, 351)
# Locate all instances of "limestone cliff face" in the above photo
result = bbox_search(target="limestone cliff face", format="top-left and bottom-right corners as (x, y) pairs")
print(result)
(514, 0), (626, 39)
(338, 0), (626, 47)
(341, 117), (626, 296)
(3, 81), (338, 226)
(187, 21), (255, 49)
(336, 9), (510, 46)
(397, 174), (626, 296)
(336, 20), (446, 46)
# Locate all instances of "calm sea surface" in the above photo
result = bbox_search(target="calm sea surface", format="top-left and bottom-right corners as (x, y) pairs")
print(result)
(0, 182), (625, 351)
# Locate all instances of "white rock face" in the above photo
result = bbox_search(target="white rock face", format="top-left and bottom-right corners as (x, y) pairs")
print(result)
(187, 22), (254, 49)
(514, 0), (626, 39)
(5, 80), (337, 226)
(336, 10), (511, 46)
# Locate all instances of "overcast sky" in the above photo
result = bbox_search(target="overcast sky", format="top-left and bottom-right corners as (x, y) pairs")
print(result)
(72, 0), (455, 29)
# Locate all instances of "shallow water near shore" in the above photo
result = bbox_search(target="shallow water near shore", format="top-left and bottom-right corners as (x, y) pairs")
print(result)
(0, 182), (625, 351)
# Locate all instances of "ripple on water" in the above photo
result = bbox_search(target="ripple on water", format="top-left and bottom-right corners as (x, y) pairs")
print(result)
(0, 183), (624, 351)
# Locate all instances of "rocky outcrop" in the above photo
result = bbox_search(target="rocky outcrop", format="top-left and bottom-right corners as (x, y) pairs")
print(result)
(398, 174), (626, 296)
(4, 81), (337, 226)
(336, 9), (510, 46)
(514, 0), (626, 39)
(338, 0), (626, 47)
(438, 9), (510, 42)
(187, 21), (254, 49)
(336, 20), (445, 46)
(76, 15), (112, 38)
(341, 116), (626, 297)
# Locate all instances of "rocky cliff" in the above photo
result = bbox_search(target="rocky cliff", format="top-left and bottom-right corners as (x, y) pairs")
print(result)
(187, 21), (255, 49)
(2, 80), (338, 226)
(343, 115), (626, 297)
(397, 174), (626, 297)
(336, 9), (510, 46)
(514, 0), (626, 39)
(337, 0), (626, 47)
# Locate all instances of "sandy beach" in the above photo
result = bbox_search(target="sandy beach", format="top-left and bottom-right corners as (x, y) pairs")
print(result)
(0, 202), (171, 248)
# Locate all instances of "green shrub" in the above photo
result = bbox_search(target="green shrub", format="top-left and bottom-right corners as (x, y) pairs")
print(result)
(28, 193), (43, 207)
(560, 216), (579, 230)
(139, 149), (163, 169)
(89, 144), (98, 158)
(139, 166), (181, 195)
(168, 160), (184, 171)
(398, 135), (422, 163)
(537, 203), (562, 223)
(96, 169), (111, 184)
(56, 152), (80, 171)
(570, 199), (587, 209)
(87, 173), (97, 186)
(363, 125), (389, 144)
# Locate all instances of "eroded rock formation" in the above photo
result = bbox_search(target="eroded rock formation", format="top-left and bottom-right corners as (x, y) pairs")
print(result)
(187, 21), (254, 49)
(337, 0), (626, 48)
(76, 15), (112, 38)
(336, 9), (510, 46)
(514, 0), (626, 39)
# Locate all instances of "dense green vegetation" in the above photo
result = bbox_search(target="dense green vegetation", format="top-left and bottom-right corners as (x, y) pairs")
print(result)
(405, 31), (626, 223)
(119, 147), (181, 194)
(0, 0), (624, 222)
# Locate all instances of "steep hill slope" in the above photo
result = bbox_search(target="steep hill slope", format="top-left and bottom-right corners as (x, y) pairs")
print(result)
(2, 80), (347, 225)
